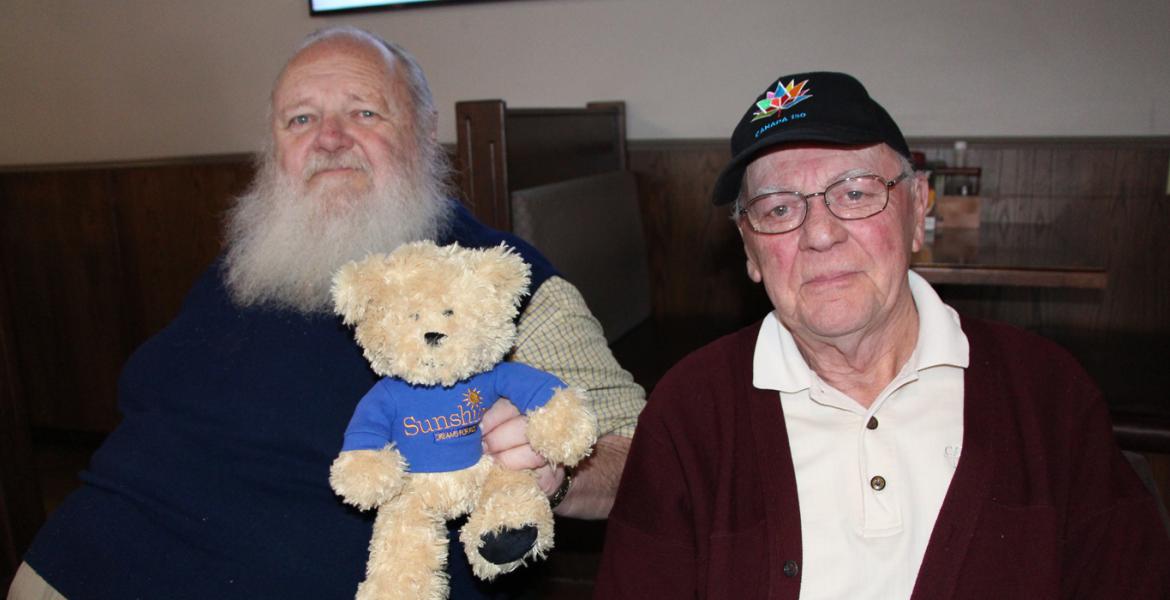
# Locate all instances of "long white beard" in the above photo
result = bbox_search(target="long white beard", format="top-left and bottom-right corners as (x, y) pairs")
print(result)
(224, 146), (451, 314)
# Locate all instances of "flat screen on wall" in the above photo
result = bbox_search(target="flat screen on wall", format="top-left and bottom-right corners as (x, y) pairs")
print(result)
(309, 0), (492, 15)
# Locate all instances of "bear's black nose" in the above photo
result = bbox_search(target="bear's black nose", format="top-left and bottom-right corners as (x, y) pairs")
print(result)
(424, 332), (446, 347)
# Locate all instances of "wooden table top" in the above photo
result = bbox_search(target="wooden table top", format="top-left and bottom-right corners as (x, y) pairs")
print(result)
(911, 222), (1108, 289)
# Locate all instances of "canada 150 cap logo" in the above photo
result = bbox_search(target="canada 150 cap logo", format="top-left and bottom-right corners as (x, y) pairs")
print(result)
(751, 78), (812, 122)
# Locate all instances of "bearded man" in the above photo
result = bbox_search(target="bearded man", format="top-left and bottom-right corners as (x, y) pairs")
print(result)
(11, 26), (643, 600)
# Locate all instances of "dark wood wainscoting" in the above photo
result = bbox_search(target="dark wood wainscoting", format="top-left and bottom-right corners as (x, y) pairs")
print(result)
(628, 140), (766, 326)
(912, 139), (1170, 436)
(0, 156), (255, 432)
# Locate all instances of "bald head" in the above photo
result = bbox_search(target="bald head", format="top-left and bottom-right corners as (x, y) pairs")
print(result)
(266, 27), (448, 203)
(272, 27), (438, 149)
(223, 28), (452, 313)
(275, 35), (396, 101)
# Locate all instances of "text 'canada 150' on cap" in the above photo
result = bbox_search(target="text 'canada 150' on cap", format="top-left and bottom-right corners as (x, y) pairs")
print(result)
(710, 71), (911, 205)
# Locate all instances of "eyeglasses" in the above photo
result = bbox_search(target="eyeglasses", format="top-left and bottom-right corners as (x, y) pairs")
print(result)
(737, 171), (911, 234)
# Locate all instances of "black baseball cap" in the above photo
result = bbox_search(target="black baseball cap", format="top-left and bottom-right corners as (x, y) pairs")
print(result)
(710, 71), (910, 205)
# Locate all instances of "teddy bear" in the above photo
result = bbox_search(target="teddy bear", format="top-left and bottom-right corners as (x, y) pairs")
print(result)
(327, 240), (598, 600)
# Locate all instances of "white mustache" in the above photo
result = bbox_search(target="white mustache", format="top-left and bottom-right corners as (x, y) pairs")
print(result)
(304, 152), (370, 179)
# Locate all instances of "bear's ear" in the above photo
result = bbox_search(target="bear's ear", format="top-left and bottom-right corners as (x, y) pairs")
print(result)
(473, 243), (532, 306)
(331, 255), (387, 325)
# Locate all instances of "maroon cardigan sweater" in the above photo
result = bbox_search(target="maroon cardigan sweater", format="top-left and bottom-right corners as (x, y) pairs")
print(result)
(596, 317), (1170, 599)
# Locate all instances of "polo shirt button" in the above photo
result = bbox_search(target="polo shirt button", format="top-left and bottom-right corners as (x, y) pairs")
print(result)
(866, 416), (879, 430)
(870, 475), (887, 491)
(783, 560), (799, 577)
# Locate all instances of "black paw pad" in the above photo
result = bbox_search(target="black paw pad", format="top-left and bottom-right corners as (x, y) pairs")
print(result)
(478, 525), (538, 564)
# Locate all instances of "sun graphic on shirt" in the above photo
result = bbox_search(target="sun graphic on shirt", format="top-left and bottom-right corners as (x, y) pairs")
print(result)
(462, 388), (483, 408)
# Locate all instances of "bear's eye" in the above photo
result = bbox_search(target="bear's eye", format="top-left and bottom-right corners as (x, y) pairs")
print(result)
(409, 313), (420, 321)
(442, 309), (454, 317)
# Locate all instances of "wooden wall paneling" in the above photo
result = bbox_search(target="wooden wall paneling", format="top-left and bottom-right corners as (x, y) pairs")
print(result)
(985, 146), (1015, 200)
(1021, 144), (1053, 200)
(112, 160), (251, 342)
(628, 140), (770, 334)
(608, 140), (766, 391)
(585, 101), (629, 170)
(1101, 173), (1169, 342)
(0, 156), (254, 434)
(0, 246), (43, 588)
(1089, 148), (1168, 342)
(504, 108), (625, 190)
(454, 100), (628, 236)
(1051, 146), (1098, 198)
(455, 101), (511, 231)
(0, 170), (126, 432)
(913, 139), (1170, 423)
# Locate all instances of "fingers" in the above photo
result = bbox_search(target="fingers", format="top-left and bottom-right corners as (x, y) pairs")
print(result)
(479, 398), (520, 438)
(480, 399), (561, 494)
(534, 463), (564, 496)
(483, 415), (546, 471)
(481, 409), (528, 455)
(492, 444), (549, 471)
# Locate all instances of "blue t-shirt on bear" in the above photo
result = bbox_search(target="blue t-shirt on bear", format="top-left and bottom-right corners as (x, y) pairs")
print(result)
(340, 362), (565, 473)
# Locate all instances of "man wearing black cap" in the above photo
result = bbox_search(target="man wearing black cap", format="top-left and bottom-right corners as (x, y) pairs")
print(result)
(595, 72), (1170, 598)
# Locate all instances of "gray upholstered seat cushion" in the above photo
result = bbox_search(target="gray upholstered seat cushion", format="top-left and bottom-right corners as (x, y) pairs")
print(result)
(510, 171), (650, 344)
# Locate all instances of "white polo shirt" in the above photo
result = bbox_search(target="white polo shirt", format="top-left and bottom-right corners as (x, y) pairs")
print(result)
(752, 271), (969, 599)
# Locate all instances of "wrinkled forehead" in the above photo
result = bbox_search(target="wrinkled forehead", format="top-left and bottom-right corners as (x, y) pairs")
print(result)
(272, 36), (400, 103)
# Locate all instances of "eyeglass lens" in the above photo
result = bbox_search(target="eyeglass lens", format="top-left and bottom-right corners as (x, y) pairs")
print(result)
(745, 175), (891, 233)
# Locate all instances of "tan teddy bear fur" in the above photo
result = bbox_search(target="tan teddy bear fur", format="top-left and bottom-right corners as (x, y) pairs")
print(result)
(328, 241), (597, 600)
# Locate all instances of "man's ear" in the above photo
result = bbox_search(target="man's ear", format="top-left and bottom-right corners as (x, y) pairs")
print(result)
(909, 173), (930, 253)
(427, 110), (439, 145)
(745, 253), (763, 283)
(737, 223), (764, 284)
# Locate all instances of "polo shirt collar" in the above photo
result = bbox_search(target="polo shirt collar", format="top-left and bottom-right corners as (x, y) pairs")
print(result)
(753, 271), (969, 393)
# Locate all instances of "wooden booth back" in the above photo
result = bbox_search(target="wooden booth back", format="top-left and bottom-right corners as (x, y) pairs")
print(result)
(455, 100), (628, 233)
(454, 100), (652, 346)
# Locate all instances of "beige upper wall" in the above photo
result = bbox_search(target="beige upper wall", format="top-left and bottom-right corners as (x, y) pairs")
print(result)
(2, 0), (1168, 165)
